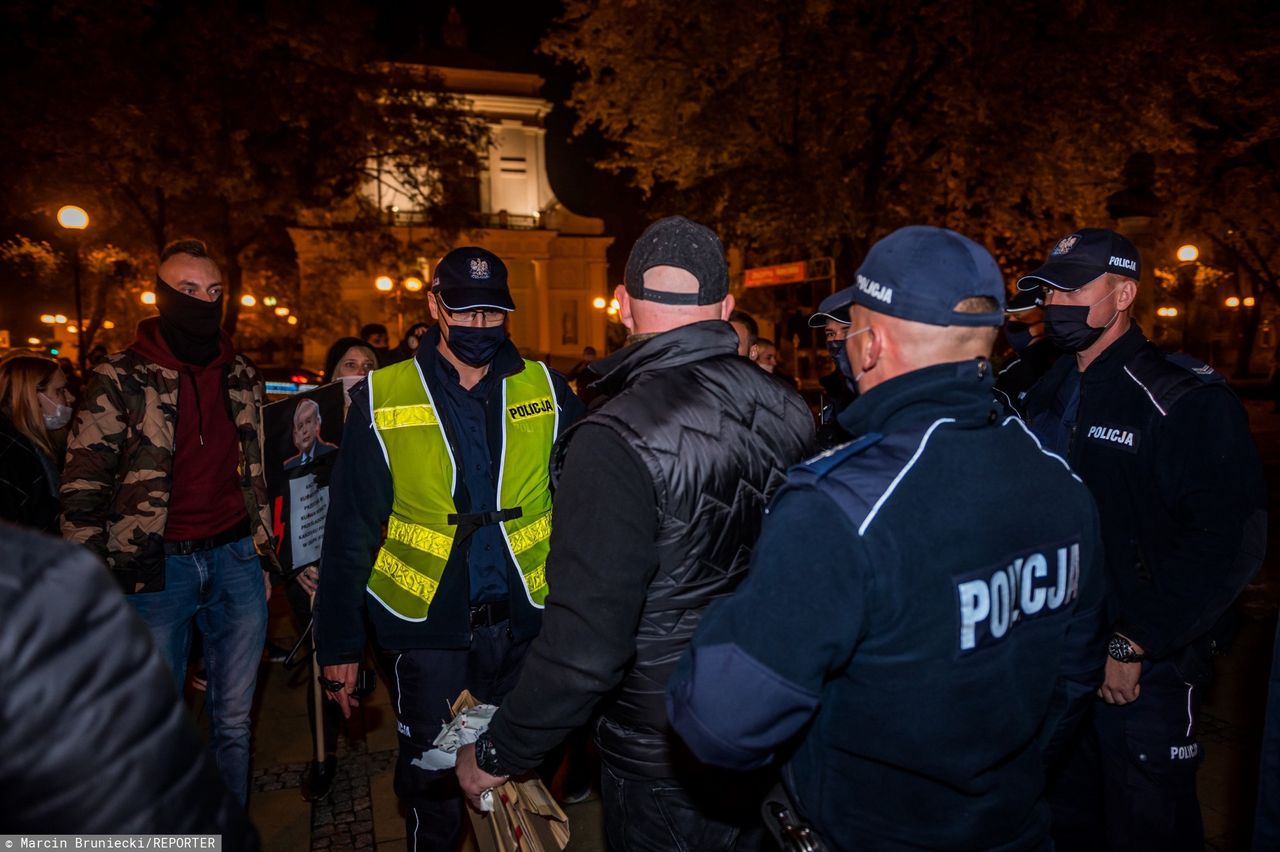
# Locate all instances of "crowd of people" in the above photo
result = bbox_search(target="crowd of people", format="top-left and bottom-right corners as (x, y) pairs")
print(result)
(0, 219), (1274, 852)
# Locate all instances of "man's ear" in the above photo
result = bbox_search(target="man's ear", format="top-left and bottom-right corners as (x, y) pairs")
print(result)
(1115, 277), (1139, 312)
(427, 294), (441, 322)
(720, 294), (736, 321)
(615, 285), (635, 332)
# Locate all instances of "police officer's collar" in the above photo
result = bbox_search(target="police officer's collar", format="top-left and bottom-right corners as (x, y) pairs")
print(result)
(1078, 323), (1147, 380)
(414, 324), (525, 381)
(839, 358), (998, 437)
(587, 320), (739, 395)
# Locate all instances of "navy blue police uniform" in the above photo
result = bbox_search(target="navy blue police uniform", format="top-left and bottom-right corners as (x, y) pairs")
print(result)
(1022, 325), (1267, 850)
(667, 226), (1108, 852)
(1015, 227), (1268, 851)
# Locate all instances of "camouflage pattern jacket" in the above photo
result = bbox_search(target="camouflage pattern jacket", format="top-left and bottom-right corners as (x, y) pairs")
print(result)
(61, 340), (280, 594)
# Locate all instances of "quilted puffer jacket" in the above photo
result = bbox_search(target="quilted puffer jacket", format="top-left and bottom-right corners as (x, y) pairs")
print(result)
(0, 524), (257, 844)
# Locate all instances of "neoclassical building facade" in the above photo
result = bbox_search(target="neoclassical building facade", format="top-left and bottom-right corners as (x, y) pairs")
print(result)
(291, 65), (612, 369)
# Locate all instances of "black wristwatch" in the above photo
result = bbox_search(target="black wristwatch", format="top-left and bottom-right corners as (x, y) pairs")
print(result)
(1107, 633), (1146, 664)
(474, 731), (503, 776)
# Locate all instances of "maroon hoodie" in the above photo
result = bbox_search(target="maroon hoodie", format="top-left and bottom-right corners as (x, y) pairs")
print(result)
(129, 318), (248, 541)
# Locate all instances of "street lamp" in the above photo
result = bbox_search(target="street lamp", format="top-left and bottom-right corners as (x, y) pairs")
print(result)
(1176, 244), (1199, 263)
(240, 294), (257, 307)
(374, 273), (426, 337)
(1225, 296), (1241, 308)
(56, 205), (90, 373)
(140, 291), (156, 305)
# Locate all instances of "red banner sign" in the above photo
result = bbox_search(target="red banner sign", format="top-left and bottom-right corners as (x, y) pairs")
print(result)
(743, 261), (807, 288)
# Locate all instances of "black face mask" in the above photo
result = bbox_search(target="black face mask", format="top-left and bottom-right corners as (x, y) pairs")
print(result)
(444, 323), (507, 367)
(1004, 321), (1035, 353)
(1044, 287), (1119, 353)
(156, 277), (224, 365)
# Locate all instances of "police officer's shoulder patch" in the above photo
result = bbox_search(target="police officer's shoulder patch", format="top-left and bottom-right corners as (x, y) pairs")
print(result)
(792, 432), (885, 479)
(1125, 346), (1228, 417)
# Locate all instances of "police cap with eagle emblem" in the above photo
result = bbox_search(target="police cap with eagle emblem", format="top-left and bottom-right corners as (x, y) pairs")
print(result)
(1017, 227), (1141, 293)
(824, 225), (1006, 327)
(432, 246), (515, 312)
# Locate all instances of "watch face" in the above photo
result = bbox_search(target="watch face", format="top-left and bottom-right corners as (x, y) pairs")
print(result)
(1108, 635), (1136, 662)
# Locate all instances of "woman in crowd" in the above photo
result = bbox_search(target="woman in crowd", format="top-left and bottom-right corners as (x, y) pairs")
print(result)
(290, 335), (378, 799)
(322, 337), (378, 413)
(0, 352), (73, 533)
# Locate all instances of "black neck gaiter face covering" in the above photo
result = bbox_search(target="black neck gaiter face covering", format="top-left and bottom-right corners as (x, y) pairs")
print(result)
(155, 277), (224, 366)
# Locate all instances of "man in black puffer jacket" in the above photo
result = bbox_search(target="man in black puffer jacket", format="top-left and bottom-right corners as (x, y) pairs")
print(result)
(0, 524), (256, 845)
(457, 216), (815, 849)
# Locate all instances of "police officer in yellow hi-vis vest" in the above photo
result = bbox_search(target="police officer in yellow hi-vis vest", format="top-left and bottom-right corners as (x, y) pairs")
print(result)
(316, 246), (584, 850)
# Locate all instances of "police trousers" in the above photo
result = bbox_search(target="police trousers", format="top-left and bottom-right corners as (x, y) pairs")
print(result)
(380, 623), (531, 852)
(1049, 655), (1207, 852)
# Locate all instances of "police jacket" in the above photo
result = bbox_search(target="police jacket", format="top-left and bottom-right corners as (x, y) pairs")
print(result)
(668, 359), (1107, 851)
(1022, 324), (1267, 662)
(315, 332), (582, 663)
(0, 526), (256, 845)
(484, 320), (815, 779)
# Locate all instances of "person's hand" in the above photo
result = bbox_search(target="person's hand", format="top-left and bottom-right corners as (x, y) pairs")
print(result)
(1098, 637), (1145, 705)
(322, 663), (360, 718)
(296, 566), (319, 595)
(456, 743), (509, 810)
(262, 569), (272, 602)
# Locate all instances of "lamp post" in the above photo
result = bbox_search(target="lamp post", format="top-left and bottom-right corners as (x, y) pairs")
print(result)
(56, 205), (89, 373)
(374, 273), (425, 338)
(1173, 244), (1199, 351)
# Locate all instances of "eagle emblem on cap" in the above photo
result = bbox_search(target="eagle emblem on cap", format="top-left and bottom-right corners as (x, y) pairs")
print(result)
(469, 258), (491, 279)
(1050, 235), (1079, 256)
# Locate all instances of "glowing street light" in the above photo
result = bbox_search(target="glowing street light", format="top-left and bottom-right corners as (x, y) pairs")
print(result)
(592, 297), (607, 310)
(1176, 244), (1199, 263)
(54, 314), (67, 324)
(287, 315), (299, 326)
(375, 275), (395, 292)
(240, 294), (257, 307)
(1225, 296), (1241, 308)
(263, 296), (278, 307)
(610, 298), (620, 311)
(403, 276), (425, 292)
(140, 291), (156, 305)
(1243, 296), (1256, 307)
(56, 205), (89, 230)
(274, 306), (290, 317)
(56, 205), (91, 372)
(102, 320), (115, 330)
(66, 325), (78, 334)
(27, 337), (40, 345)
(40, 314), (56, 324)
(1157, 306), (1179, 318)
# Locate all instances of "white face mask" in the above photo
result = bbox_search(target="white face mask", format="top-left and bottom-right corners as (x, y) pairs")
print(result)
(40, 392), (73, 430)
(338, 375), (363, 401)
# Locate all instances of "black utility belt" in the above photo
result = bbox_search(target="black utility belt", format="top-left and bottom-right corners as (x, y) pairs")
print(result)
(164, 518), (252, 556)
(469, 599), (511, 628)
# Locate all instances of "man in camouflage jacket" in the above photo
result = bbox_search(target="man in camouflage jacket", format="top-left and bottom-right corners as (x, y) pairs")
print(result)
(61, 239), (279, 805)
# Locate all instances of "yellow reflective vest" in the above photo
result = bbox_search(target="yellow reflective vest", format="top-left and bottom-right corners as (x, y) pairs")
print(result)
(365, 357), (558, 621)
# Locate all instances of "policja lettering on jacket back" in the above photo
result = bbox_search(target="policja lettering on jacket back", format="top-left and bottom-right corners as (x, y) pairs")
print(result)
(957, 541), (1081, 653)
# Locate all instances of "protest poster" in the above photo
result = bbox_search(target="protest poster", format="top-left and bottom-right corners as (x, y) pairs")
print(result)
(264, 382), (345, 577)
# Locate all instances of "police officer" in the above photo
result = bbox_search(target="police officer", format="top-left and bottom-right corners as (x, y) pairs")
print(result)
(1016, 228), (1267, 851)
(315, 247), (583, 851)
(667, 225), (1108, 851)
(994, 286), (1061, 416)
(809, 291), (857, 449)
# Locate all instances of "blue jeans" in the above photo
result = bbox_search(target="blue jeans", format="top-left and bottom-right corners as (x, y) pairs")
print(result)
(127, 536), (267, 805)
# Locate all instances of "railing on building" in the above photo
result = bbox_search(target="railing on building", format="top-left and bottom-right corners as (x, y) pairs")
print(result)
(387, 208), (541, 231)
